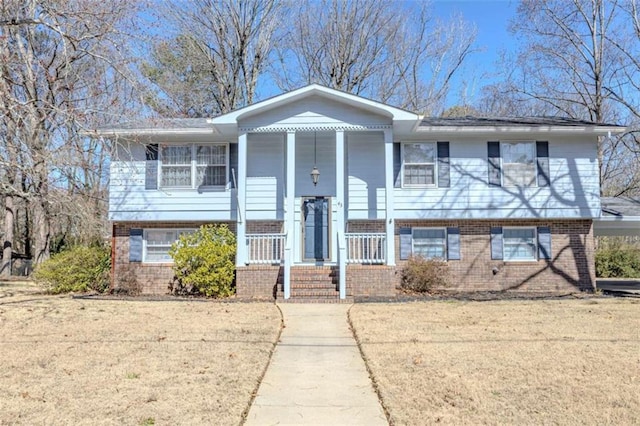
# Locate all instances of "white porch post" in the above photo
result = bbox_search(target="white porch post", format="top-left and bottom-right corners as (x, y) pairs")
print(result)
(384, 129), (396, 266)
(284, 131), (296, 299)
(336, 130), (346, 299)
(236, 132), (248, 266)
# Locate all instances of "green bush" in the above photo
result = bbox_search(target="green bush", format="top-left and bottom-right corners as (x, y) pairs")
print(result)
(400, 255), (450, 293)
(168, 224), (236, 297)
(34, 245), (111, 294)
(596, 246), (640, 278)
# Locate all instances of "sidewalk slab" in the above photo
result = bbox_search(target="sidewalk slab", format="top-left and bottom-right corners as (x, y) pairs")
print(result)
(245, 304), (387, 426)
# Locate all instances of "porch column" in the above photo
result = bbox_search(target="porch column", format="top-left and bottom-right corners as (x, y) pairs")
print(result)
(336, 130), (346, 299)
(335, 130), (346, 235)
(236, 131), (247, 266)
(384, 128), (396, 266)
(284, 131), (296, 299)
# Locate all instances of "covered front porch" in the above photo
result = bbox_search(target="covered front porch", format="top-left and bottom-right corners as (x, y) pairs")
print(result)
(237, 128), (396, 300)
(207, 84), (419, 300)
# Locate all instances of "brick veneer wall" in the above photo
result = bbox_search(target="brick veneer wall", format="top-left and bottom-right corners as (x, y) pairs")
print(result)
(112, 221), (236, 295)
(235, 265), (280, 299)
(346, 220), (385, 233)
(246, 221), (284, 234)
(394, 219), (595, 293)
(346, 265), (396, 297)
(113, 218), (595, 297)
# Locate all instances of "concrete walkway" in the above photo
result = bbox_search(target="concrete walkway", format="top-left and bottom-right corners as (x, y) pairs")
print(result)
(245, 304), (387, 425)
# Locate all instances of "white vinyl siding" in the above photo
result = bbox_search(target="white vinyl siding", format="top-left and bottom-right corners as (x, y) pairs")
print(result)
(501, 141), (536, 187)
(143, 229), (195, 263)
(503, 227), (537, 261)
(160, 144), (228, 189)
(403, 142), (436, 187)
(412, 228), (446, 259)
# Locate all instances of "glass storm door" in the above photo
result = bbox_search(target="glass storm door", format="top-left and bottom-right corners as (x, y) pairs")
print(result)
(302, 197), (330, 261)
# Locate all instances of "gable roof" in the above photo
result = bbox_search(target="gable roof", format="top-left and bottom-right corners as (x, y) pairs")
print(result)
(208, 84), (420, 125)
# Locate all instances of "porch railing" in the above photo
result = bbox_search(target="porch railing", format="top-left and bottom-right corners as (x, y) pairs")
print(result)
(246, 233), (285, 264)
(345, 232), (386, 264)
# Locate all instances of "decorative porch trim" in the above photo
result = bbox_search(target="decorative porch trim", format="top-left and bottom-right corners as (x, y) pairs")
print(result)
(239, 124), (392, 133)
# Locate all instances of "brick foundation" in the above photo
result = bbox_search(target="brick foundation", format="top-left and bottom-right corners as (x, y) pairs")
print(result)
(112, 221), (236, 295)
(394, 219), (595, 293)
(347, 265), (396, 297)
(112, 218), (595, 297)
(235, 265), (281, 299)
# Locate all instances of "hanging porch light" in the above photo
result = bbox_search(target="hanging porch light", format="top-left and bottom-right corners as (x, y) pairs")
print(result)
(310, 131), (320, 186)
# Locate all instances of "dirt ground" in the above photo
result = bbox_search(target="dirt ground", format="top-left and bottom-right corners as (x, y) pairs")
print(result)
(350, 298), (640, 425)
(0, 281), (281, 426)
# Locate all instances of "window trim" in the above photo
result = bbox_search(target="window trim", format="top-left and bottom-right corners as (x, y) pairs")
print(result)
(411, 227), (447, 260)
(401, 142), (438, 188)
(500, 140), (537, 188)
(502, 226), (538, 262)
(159, 143), (229, 190)
(142, 228), (195, 263)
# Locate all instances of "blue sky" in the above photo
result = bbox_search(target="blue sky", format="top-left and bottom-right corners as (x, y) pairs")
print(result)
(431, 0), (518, 107)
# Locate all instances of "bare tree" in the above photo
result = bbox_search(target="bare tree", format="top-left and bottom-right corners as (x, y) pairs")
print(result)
(477, 0), (640, 196)
(142, 0), (282, 117)
(274, 0), (477, 115)
(0, 0), (140, 271)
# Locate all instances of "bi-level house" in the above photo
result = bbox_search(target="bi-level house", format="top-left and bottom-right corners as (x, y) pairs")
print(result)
(98, 84), (625, 300)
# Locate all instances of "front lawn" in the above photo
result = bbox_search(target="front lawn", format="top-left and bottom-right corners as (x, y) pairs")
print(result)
(0, 281), (281, 425)
(350, 298), (640, 425)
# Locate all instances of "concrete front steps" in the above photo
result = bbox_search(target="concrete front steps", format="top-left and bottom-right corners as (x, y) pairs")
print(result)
(276, 266), (353, 303)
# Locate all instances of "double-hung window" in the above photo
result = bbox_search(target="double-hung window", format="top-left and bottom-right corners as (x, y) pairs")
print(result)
(412, 228), (447, 259)
(503, 227), (537, 261)
(143, 229), (194, 262)
(403, 142), (437, 187)
(160, 144), (227, 189)
(501, 141), (536, 187)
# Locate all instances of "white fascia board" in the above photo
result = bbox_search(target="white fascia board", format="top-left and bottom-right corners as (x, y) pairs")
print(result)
(209, 84), (419, 125)
(416, 126), (626, 135)
(91, 128), (218, 137)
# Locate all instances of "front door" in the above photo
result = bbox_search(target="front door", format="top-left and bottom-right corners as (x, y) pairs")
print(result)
(302, 197), (330, 261)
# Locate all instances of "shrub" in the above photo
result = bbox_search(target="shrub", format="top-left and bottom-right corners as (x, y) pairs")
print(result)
(34, 245), (111, 294)
(168, 224), (236, 297)
(400, 255), (450, 293)
(596, 246), (640, 278)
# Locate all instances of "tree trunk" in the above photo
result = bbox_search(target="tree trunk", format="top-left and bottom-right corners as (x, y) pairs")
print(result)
(33, 200), (51, 265)
(1, 194), (14, 277)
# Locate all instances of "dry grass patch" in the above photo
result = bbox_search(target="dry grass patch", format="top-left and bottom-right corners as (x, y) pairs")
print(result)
(0, 281), (281, 425)
(350, 298), (640, 425)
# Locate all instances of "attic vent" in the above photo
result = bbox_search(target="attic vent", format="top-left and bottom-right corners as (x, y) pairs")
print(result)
(602, 207), (622, 216)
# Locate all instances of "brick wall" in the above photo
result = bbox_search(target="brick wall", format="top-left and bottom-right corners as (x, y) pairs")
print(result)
(112, 218), (595, 297)
(346, 220), (385, 233)
(112, 221), (235, 295)
(347, 265), (396, 297)
(394, 219), (595, 293)
(246, 221), (284, 234)
(236, 265), (280, 299)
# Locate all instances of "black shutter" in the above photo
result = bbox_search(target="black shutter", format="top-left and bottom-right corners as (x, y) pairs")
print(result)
(537, 226), (552, 260)
(145, 144), (159, 190)
(536, 141), (550, 187)
(129, 228), (143, 263)
(490, 226), (503, 260)
(437, 141), (450, 188)
(399, 227), (412, 260)
(393, 143), (402, 188)
(446, 227), (460, 260)
(487, 141), (501, 186)
(229, 143), (238, 188)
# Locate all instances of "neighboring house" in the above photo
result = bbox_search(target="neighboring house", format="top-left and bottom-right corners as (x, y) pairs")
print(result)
(97, 84), (626, 300)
